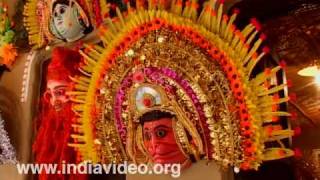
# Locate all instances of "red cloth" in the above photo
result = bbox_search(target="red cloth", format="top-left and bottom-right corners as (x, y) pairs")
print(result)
(47, 47), (82, 82)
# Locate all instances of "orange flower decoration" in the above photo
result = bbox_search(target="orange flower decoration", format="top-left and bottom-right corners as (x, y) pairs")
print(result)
(0, 43), (17, 68)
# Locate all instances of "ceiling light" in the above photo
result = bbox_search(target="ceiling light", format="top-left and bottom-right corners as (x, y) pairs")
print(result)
(298, 65), (319, 76)
(298, 59), (320, 77)
(298, 59), (320, 86)
(315, 72), (320, 86)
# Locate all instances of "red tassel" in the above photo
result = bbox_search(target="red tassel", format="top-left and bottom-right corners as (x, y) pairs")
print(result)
(279, 60), (287, 69)
(278, 149), (286, 157)
(289, 93), (297, 102)
(190, 1), (199, 9)
(287, 79), (293, 88)
(176, 0), (183, 6)
(233, 8), (240, 15)
(110, 3), (117, 10)
(262, 46), (271, 54)
(294, 148), (303, 158)
(272, 116), (279, 122)
(252, 52), (258, 59)
(294, 127), (302, 136)
(245, 146), (256, 154)
(210, 10), (217, 16)
(272, 104), (278, 111)
(260, 33), (267, 41)
(220, 0), (225, 4)
(264, 68), (272, 75)
(273, 94), (280, 101)
(240, 162), (250, 170)
(290, 111), (298, 120)
(264, 81), (271, 88)
(240, 121), (251, 129)
(223, 15), (229, 22)
(265, 126), (273, 136)
(250, 18), (262, 31)
(185, 0), (190, 6)
(230, 25), (236, 32)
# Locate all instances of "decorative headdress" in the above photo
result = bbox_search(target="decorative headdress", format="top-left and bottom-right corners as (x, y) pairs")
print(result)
(23, 0), (109, 48)
(69, 0), (296, 170)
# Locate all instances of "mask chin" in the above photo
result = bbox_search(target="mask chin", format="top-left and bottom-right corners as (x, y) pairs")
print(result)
(54, 106), (63, 112)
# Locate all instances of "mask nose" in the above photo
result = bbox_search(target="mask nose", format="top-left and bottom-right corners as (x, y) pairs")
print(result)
(50, 95), (58, 107)
(148, 134), (159, 153)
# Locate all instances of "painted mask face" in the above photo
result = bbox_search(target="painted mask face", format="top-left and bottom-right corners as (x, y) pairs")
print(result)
(51, 1), (91, 42)
(44, 80), (69, 112)
(143, 118), (188, 165)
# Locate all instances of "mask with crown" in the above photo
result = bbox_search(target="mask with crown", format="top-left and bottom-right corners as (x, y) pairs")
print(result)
(24, 0), (109, 48)
(68, 0), (296, 171)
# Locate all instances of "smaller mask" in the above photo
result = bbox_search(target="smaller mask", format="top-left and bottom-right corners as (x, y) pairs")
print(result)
(49, 0), (92, 42)
(44, 47), (82, 111)
(126, 83), (202, 169)
(44, 80), (70, 112)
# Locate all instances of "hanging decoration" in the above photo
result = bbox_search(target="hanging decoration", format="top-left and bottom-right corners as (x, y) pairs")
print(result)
(0, 113), (17, 164)
(0, 3), (18, 69)
(23, 0), (110, 49)
(69, 0), (297, 171)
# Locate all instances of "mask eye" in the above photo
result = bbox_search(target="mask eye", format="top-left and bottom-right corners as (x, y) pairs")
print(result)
(59, 7), (65, 14)
(156, 129), (167, 138)
(144, 132), (151, 141)
(53, 89), (66, 97)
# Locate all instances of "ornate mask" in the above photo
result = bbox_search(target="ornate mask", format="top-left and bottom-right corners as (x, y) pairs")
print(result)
(126, 83), (199, 167)
(24, 0), (108, 48)
(68, 0), (295, 172)
(143, 117), (189, 165)
(49, 0), (91, 42)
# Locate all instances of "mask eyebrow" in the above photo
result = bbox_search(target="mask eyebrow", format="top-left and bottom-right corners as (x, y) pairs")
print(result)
(154, 125), (171, 130)
(143, 127), (150, 131)
(143, 124), (171, 132)
(53, 85), (68, 89)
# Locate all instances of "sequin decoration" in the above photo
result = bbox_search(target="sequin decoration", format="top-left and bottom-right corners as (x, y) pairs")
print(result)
(0, 113), (17, 164)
